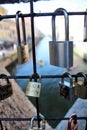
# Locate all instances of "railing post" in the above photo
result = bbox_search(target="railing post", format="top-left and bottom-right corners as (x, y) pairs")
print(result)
(30, 0), (40, 128)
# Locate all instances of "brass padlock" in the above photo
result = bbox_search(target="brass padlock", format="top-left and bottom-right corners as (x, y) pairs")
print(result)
(26, 74), (41, 97)
(0, 74), (13, 100)
(59, 72), (75, 100)
(16, 11), (29, 64)
(29, 113), (46, 130)
(49, 8), (73, 68)
(74, 72), (87, 99)
(83, 9), (87, 42)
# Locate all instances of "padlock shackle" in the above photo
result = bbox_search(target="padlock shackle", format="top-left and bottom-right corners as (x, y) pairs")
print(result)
(61, 72), (73, 87)
(30, 73), (41, 81)
(16, 11), (21, 45)
(75, 72), (87, 85)
(83, 9), (87, 42)
(16, 11), (26, 46)
(30, 113), (45, 129)
(52, 8), (69, 41)
(84, 9), (87, 27)
(21, 14), (27, 45)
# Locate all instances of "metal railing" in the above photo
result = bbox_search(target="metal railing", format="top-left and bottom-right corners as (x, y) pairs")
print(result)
(0, 0), (87, 129)
(0, 116), (87, 129)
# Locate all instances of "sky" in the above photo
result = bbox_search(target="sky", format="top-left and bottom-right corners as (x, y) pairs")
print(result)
(1, 0), (87, 38)
(1, 0), (87, 14)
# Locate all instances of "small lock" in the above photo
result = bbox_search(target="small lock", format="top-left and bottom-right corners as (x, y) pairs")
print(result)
(74, 72), (87, 99)
(49, 8), (73, 68)
(29, 113), (46, 130)
(59, 72), (75, 100)
(83, 9), (87, 42)
(26, 74), (41, 97)
(0, 74), (13, 100)
(16, 11), (29, 64)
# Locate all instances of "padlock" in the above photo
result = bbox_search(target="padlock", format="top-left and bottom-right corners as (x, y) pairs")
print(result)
(29, 113), (46, 130)
(59, 72), (75, 100)
(83, 9), (87, 42)
(49, 8), (73, 68)
(16, 11), (29, 64)
(74, 72), (87, 99)
(26, 74), (41, 97)
(0, 74), (13, 100)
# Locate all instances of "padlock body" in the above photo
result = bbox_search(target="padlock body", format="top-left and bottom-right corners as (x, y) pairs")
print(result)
(26, 82), (41, 97)
(75, 81), (87, 99)
(49, 41), (73, 68)
(0, 84), (13, 100)
(59, 81), (75, 100)
(17, 44), (29, 64)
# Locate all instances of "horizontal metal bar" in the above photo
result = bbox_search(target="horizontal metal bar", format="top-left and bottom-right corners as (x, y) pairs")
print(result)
(0, 74), (87, 79)
(0, 118), (31, 121)
(0, 11), (86, 20)
(0, 117), (87, 121)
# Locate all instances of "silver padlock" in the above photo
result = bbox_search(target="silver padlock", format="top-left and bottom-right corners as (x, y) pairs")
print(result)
(59, 72), (75, 100)
(29, 113), (46, 130)
(26, 74), (41, 97)
(16, 11), (29, 64)
(49, 8), (73, 68)
(83, 9), (87, 42)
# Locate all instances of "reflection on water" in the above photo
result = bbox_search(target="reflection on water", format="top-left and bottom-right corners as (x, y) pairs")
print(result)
(15, 36), (87, 128)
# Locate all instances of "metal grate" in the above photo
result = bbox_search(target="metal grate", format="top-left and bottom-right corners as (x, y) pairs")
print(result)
(0, 0), (87, 129)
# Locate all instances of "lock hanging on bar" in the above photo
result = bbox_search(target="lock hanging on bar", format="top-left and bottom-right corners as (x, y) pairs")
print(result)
(83, 9), (87, 42)
(59, 72), (75, 100)
(74, 72), (87, 99)
(26, 74), (41, 98)
(16, 11), (29, 64)
(29, 113), (46, 130)
(0, 74), (13, 100)
(49, 8), (73, 68)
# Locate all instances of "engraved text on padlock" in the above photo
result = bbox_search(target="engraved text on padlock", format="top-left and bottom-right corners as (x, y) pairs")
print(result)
(26, 82), (41, 97)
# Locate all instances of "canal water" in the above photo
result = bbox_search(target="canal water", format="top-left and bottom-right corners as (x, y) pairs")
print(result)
(14, 36), (87, 128)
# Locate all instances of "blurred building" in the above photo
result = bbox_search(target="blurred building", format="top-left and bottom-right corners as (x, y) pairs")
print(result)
(0, 6), (17, 42)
